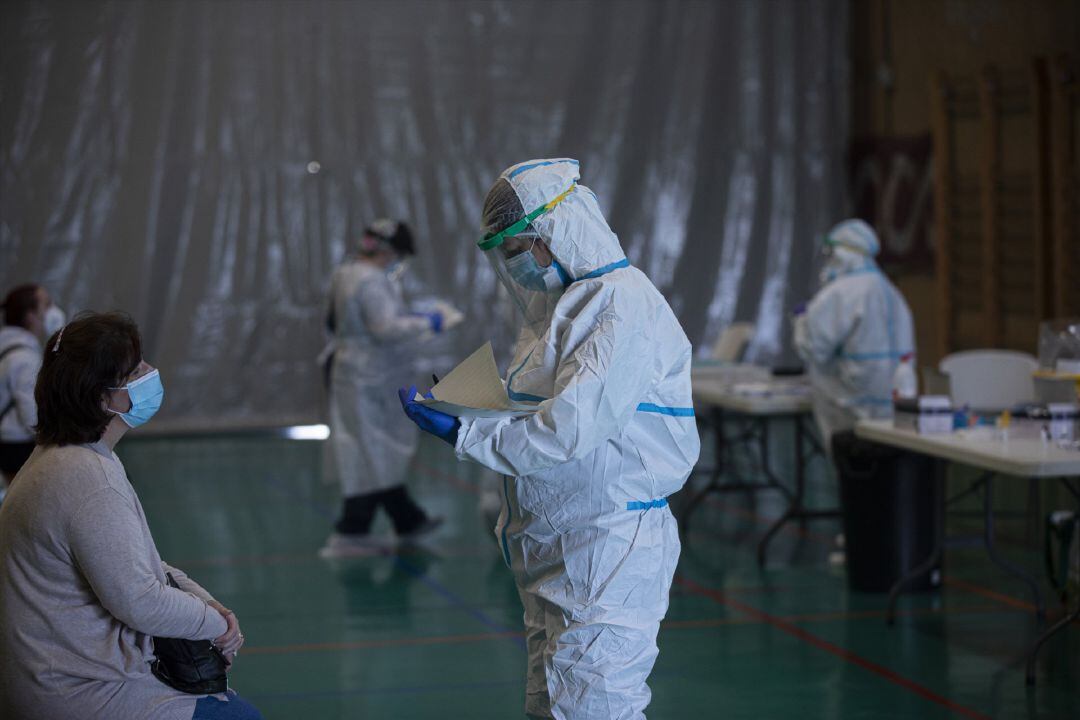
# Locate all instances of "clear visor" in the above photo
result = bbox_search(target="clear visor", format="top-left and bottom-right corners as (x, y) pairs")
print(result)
(484, 231), (564, 325)
(478, 182), (577, 324)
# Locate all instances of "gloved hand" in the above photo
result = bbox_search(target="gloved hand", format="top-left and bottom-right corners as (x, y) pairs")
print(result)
(792, 301), (808, 317)
(409, 312), (444, 334)
(398, 385), (459, 446)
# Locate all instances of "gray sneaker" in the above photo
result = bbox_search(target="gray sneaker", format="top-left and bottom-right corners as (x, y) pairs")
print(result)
(318, 532), (395, 559)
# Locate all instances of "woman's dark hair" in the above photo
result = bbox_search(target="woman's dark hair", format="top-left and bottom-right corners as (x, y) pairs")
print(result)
(35, 312), (142, 446)
(2, 284), (42, 328)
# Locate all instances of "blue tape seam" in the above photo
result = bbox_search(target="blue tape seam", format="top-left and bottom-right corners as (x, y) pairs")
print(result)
(626, 498), (669, 511)
(572, 258), (630, 282)
(508, 158), (579, 179)
(636, 402), (695, 417)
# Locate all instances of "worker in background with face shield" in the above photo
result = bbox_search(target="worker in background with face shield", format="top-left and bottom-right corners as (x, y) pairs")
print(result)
(322, 220), (444, 556)
(399, 159), (700, 719)
(793, 219), (916, 446)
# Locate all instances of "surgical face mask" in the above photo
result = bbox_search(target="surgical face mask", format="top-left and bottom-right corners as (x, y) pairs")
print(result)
(43, 305), (66, 337)
(109, 369), (165, 428)
(818, 244), (871, 287)
(505, 244), (562, 292)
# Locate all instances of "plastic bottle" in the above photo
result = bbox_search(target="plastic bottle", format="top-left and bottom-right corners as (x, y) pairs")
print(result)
(892, 352), (917, 400)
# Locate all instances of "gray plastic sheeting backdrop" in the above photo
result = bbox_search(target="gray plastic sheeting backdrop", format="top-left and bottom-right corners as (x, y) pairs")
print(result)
(1, 0), (849, 431)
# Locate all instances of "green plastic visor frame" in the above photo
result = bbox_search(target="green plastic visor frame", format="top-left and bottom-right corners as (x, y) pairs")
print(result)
(478, 183), (577, 252)
(823, 235), (871, 257)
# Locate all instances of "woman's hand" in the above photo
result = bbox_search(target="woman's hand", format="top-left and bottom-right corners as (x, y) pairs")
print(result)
(209, 600), (244, 667)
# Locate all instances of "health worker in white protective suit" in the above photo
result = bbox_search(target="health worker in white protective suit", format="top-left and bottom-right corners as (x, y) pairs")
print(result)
(398, 159), (701, 719)
(323, 220), (444, 555)
(1, 284), (65, 490)
(793, 219), (915, 445)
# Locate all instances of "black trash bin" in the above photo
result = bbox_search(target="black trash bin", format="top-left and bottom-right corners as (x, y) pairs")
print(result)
(832, 430), (942, 593)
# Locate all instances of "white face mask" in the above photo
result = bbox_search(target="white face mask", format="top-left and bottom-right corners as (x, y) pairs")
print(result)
(43, 305), (66, 338)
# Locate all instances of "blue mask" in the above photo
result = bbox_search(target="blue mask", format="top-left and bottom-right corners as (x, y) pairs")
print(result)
(110, 369), (164, 428)
(505, 249), (562, 292)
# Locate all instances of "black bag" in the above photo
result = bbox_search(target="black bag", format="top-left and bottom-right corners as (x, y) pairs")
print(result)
(151, 573), (229, 694)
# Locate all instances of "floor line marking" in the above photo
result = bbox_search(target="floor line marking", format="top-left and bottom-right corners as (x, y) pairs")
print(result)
(675, 575), (993, 720)
(665, 603), (1010, 629)
(262, 475), (525, 648)
(239, 604), (1012, 657)
(693, 480), (1058, 619)
(943, 577), (1036, 612)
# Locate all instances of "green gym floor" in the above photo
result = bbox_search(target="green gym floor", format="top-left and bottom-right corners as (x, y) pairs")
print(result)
(118, 427), (1079, 720)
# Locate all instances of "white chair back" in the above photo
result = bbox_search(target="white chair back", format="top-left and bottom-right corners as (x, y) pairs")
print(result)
(939, 350), (1037, 411)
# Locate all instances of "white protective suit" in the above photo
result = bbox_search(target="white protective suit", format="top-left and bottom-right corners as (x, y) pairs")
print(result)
(327, 259), (432, 496)
(794, 219), (915, 445)
(458, 158), (701, 719)
(0, 326), (41, 443)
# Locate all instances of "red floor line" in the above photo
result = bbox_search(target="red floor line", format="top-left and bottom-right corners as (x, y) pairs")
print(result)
(701, 491), (837, 543)
(697, 484), (1055, 619)
(943, 577), (1036, 612)
(674, 575), (993, 720)
(664, 603), (1007, 630)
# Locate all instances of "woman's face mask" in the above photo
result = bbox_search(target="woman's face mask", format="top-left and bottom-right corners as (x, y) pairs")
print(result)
(504, 239), (561, 292)
(109, 368), (165, 428)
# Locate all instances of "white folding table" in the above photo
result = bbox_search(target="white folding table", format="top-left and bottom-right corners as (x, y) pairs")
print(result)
(687, 375), (840, 567)
(855, 419), (1080, 684)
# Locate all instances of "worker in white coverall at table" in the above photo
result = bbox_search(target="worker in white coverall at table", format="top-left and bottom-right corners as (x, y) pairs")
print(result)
(398, 158), (701, 719)
(322, 220), (445, 557)
(793, 218), (916, 448)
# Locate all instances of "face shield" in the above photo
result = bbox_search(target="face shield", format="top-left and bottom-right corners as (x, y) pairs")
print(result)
(478, 182), (576, 324)
(817, 236), (874, 288)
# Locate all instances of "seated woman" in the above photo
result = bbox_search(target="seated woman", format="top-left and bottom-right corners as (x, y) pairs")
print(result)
(0, 312), (262, 720)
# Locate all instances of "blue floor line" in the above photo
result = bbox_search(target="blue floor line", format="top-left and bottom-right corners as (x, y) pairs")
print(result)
(263, 475), (524, 648)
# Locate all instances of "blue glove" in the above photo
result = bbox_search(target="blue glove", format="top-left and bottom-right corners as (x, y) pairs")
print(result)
(792, 301), (808, 317)
(398, 385), (460, 446)
(411, 312), (443, 334)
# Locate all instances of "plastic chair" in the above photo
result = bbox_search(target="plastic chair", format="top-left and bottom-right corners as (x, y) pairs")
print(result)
(939, 350), (1037, 412)
(711, 323), (756, 362)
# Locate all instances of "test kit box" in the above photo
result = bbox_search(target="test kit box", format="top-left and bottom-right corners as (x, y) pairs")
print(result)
(1012, 404), (1079, 442)
(894, 396), (953, 434)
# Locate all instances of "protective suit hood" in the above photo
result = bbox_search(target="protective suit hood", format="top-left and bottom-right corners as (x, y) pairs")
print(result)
(493, 158), (627, 281)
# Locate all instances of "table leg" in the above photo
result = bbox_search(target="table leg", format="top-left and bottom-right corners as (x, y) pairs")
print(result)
(757, 415), (839, 567)
(796, 416), (808, 531)
(983, 476), (1045, 619)
(888, 467), (945, 625)
(1025, 515), (1079, 685)
(758, 417), (794, 502)
(757, 418), (799, 567)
